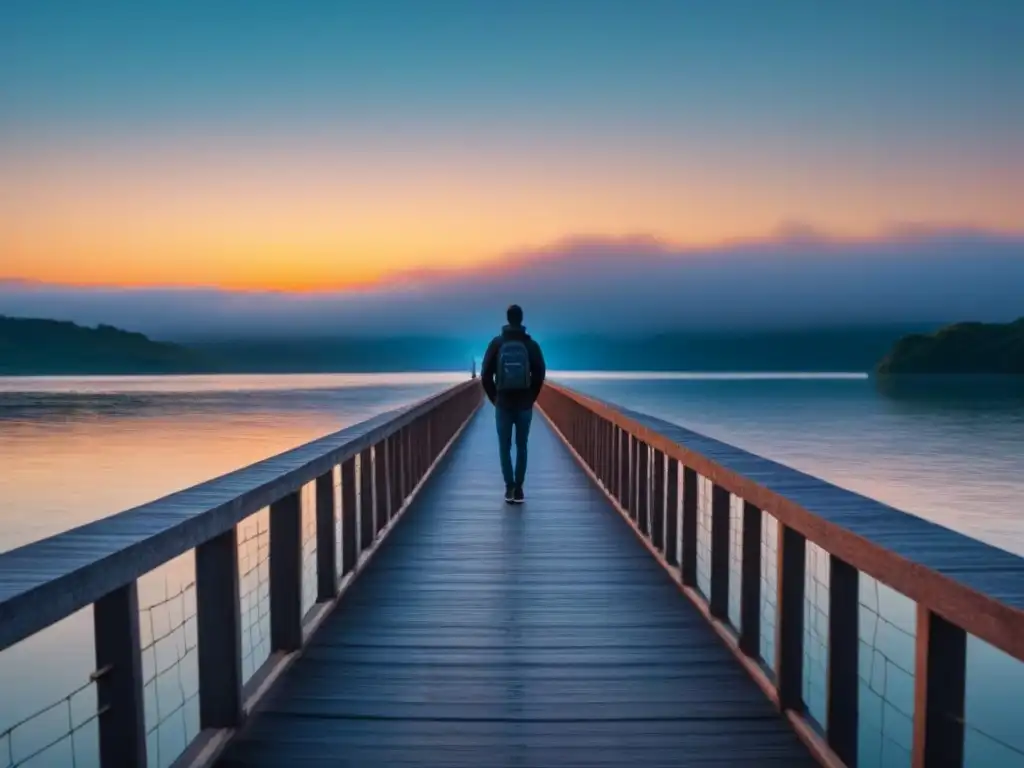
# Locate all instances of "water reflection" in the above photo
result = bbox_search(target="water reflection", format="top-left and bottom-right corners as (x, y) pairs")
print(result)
(0, 375), (454, 553)
(874, 375), (1024, 411)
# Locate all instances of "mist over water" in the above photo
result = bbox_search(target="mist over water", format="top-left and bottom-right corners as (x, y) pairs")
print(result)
(3, 230), (1023, 340)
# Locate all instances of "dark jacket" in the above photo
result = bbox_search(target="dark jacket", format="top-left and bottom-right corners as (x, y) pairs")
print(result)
(481, 323), (547, 409)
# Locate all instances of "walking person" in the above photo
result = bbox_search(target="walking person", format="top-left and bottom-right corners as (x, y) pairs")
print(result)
(480, 304), (547, 503)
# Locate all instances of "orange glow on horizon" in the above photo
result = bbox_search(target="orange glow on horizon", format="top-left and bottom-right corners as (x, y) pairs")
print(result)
(3, 134), (1023, 292)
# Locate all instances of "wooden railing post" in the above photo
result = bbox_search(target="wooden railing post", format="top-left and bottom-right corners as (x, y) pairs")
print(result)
(374, 442), (389, 535)
(828, 556), (859, 765)
(776, 524), (806, 712)
(394, 428), (404, 504)
(405, 421), (413, 487)
(359, 449), (374, 552)
(340, 458), (357, 576)
(681, 467), (698, 587)
(388, 434), (401, 519)
(416, 418), (426, 482)
(270, 490), (303, 652)
(618, 428), (629, 509)
(603, 421), (610, 482)
(739, 501), (762, 657)
(912, 606), (966, 768)
(710, 484), (731, 619)
(629, 436), (639, 521)
(196, 527), (243, 728)
(93, 582), (147, 767)
(405, 425), (413, 495)
(398, 427), (408, 499)
(412, 420), (421, 483)
(586, 413), (595, 470)
(610, 426), (620, 500)
(604, 421), (613, 489)
(637, 442), (650, 536)
(665, 458), (679, 567)
(590, 416), (598, 476)
(651, 449), (665, 553)
(315, 470), (337, 601)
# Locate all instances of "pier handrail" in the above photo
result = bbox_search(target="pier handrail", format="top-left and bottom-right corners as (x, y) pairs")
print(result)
(0, 378), (481, 767)
(538, 381), (1024, 768)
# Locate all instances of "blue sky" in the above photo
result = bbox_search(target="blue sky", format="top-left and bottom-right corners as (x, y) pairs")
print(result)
(3, 1), (1020, 135)
(0, 0), (1021, 330)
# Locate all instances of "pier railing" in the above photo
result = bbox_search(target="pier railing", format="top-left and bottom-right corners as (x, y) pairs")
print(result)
(538, 382), (1024, 768)
(0, 380), (481, 768)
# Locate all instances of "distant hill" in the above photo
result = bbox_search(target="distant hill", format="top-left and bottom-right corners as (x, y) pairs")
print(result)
(877, 318), (1024, 375)
(0, 315), (937, 375)
(0, 316), (209, 375)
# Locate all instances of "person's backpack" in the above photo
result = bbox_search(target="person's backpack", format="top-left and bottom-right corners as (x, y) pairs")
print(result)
(495, 339), (532, 391)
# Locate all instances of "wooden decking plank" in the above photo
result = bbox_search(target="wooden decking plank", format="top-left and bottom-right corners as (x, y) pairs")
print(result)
(219, 407), (813, 767)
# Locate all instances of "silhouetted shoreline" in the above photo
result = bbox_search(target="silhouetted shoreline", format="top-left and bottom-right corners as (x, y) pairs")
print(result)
(0, 314), (973, 376)
(877, 318), (1024, 375)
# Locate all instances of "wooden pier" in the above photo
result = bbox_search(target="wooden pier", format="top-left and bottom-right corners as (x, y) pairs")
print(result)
(1, 379), (1022, 767)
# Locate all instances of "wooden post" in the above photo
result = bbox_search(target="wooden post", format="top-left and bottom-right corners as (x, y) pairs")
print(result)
(709, 484), (731, 620)
(665, 458), (679, 567)
(600, 420), (606, 480)
(651, 450), (665, 552)
(591, 415), (598, 471)
(637, 442), (650, 536)
(269, 490), (302, 652)
(628, 436), (638, 520)
(359, 449), (374, 552)
(739, 501), (762, 657)
(340, 458), (357, 576)
(414, 420), (422, 485)
(418, 418), (426, 478)
(589, 416), (597, 476)
(388, 434), (400, 518)
(573, 411), (581, 460)
(912, 606), (967, 768)
(415, 419), (424, 483)
(93, 582), (147, 767)
(618, 430), (629, 509)
(776, 524), (806, 712)
(315, 470), (337, 601)
(412, 420), (421, 483)
(828, 556), (859, 765)
(374, 442), (389, 535)
(610, 426), (620, 500)
(397, 427), (406, 499)
(585, 414), (594, 469)
(404, 425), (413, 496)
(393, 428), (403, 505)
(603, 422), (612, 489)
(196, 527), (243, 728)
(681, 467), (699, 587)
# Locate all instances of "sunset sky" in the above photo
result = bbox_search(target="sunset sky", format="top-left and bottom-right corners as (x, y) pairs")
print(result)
(1, 0), (1022, 292)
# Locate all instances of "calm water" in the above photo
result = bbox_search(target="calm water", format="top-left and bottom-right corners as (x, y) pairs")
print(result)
(1, 372), (1023, 767)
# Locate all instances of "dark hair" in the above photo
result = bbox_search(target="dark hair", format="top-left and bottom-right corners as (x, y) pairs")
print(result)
(506, 304), (523, 325)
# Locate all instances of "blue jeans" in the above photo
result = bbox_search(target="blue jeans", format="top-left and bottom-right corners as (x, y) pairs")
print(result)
(495, 405), (533, 487)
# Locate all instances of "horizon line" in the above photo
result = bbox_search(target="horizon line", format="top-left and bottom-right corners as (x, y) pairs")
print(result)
(3, 223), (1022, 294)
